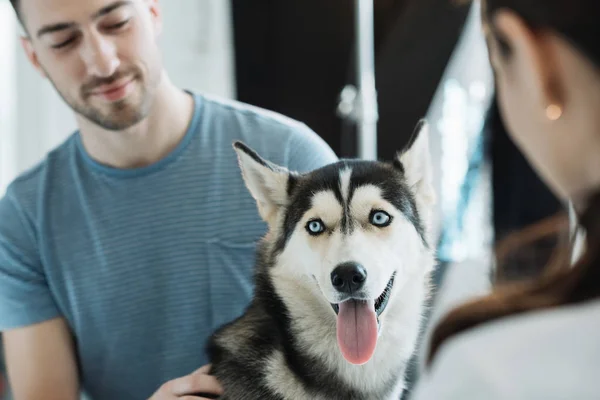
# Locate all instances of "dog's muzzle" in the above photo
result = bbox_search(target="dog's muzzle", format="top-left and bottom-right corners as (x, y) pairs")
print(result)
(330, 270), (396, 320)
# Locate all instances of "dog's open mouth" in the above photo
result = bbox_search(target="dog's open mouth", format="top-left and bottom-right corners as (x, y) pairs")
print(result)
(331, 271), (396, 318)
(330, 271), (397, 365)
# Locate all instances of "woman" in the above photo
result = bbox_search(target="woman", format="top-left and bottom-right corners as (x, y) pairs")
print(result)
(409, 0), (600, 398)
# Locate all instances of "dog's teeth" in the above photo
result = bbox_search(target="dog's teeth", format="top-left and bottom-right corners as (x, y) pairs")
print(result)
(374, 272), (396, 316)
(331, 303), (340, 314)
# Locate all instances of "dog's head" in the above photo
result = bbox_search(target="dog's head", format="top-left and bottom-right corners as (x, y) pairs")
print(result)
(233, 120), (435, 365)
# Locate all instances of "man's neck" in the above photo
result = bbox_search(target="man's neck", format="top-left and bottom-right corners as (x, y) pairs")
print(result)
(76, 72), (195, 170)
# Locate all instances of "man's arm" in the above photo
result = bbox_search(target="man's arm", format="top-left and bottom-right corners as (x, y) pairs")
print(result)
(3, 318), (79, 400)
(0, 186), (79, 399)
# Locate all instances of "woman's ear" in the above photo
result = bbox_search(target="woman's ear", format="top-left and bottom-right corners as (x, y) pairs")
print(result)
(490, 9), (564, 110)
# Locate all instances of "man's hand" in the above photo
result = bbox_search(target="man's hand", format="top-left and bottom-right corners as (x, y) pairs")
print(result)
(149, 365), (223, 400)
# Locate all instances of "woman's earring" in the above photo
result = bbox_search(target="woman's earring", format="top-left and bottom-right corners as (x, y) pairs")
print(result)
(546, 104), (563, 121)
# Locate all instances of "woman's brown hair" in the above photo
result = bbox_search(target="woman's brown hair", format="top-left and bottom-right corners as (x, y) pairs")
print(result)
(427, 0), (600, 365)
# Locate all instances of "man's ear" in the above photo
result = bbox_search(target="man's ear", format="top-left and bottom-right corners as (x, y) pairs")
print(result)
(233, 141), (292, 224)
(395, 120), (435, 209)
(146, 0), (163, 37)
(20, 37), (46, 78)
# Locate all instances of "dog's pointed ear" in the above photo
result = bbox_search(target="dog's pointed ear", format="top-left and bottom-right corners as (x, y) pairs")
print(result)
(394, 120), (435, 207)
(233, 141), (292, 224)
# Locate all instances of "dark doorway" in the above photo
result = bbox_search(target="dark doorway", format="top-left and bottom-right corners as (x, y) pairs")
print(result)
(230, 0), (471, 159)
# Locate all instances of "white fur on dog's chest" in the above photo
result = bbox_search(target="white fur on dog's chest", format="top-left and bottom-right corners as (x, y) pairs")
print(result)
(263, 349), (404, 400)
(264, 351), (330, 400)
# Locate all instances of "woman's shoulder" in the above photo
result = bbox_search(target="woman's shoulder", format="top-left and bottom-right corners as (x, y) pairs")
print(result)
(409, 299), (600, 399)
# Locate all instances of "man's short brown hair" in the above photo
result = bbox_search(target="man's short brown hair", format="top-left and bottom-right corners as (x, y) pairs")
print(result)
(9, 0), (22, 23)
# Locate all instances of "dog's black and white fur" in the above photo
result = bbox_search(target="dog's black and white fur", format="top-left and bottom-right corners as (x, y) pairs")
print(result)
(203, 121), (436, 400)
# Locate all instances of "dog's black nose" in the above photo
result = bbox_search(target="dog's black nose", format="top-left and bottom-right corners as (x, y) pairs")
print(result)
(331, 262), (367, 293)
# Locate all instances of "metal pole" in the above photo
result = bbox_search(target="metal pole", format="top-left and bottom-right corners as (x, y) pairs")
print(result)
(355, 0), (378, 160)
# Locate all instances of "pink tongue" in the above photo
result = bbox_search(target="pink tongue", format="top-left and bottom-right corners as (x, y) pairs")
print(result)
(336, 299), (378, 365)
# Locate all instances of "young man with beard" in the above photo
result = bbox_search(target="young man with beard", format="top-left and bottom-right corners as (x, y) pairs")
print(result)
(0, 0), (337, 399)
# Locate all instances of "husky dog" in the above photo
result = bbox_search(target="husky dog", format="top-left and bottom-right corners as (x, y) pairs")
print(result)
(204, 121), (436, 400)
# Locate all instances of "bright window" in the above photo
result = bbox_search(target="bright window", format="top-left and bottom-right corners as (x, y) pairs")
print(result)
(0, 1), (17, 197)
(428, 1), (495, 263)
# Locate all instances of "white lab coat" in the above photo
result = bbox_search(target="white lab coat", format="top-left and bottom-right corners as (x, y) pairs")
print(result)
(409, 219), (598, 400)
(408, 297), (600, 399)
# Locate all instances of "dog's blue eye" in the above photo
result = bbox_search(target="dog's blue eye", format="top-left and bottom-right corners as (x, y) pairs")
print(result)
(306, 219), (325, 235)
(370, 210), (392, 227)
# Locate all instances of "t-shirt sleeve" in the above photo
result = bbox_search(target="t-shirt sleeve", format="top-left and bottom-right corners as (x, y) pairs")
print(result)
(285, 123), (338, 173)
(0, 188), (61, 331)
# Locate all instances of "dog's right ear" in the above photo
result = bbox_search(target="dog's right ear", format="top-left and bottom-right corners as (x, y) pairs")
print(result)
(233, 141), (292, 224)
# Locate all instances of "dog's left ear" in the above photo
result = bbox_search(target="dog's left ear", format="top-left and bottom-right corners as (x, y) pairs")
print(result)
(233, 141), (292, 224)
(395, 120), (435, 208)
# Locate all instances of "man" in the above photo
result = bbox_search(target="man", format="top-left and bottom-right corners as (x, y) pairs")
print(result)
(0, 0), (338, 399)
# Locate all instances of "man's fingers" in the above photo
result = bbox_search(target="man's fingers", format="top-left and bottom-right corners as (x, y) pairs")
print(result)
(180, 397), (220, 400)
(195, 364), (212, 374)
(169, 370), (223, 396)
(148, 364), (223, 400)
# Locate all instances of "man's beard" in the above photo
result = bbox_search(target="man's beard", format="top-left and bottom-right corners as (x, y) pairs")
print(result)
(48, 66), (160, 131)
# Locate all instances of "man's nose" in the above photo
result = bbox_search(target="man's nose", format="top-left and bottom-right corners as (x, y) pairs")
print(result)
(80, 32), (120, 78)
